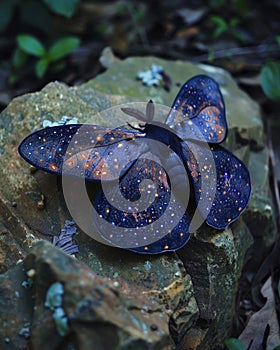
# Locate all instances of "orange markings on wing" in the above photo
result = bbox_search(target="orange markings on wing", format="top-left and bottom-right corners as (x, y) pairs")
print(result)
(92, 158), (110, 179)
(203, 106), (226, 142)
(49, 163), (59, 171)
(156, 169), (169, 189)
(65, 158), (77, 169)
(187, 161), (199, 182)
(64, 149), (102, 171)
(187, 150), (199, 182)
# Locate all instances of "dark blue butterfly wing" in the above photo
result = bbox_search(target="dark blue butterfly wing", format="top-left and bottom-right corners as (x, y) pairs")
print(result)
(18, 124), (145, 181)
(93, 157), (190, 254)
(18, 124), (81, 173)
(206, 144), (251, 228)
(166, 75), (227, 143)
(130, 211), (190, 254)
(181, 141), (251, 229)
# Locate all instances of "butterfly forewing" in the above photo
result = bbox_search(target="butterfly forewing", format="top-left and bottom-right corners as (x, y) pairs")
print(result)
(18, 124), (80, 174)
(166, 75), (227, 143)
(18, 124), (145, 181)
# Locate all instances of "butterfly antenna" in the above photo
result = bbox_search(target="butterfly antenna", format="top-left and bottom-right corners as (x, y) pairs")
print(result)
(121, 107), (147, 122)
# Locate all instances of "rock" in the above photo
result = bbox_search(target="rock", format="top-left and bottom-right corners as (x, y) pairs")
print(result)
(244, 148), (277, 244)
(0, 262), (33, 349)
(1, 240), (194, 349)
(177, 222), (252, 349)
(0, 56), (275, 349)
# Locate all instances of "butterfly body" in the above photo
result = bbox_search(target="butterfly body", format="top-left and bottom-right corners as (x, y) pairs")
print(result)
(142, 122), (181, 149)
(18, 75), (251, 254)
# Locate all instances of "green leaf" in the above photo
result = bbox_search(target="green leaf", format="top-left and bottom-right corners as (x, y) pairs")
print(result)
(8, 73), (19, 85)
(211, 15), (227, 28)
(12, 47), (27, 68)
(210, 15), (228, 38)
(225, 338), (246, 350)
(272, 347), (280, 350)
(17, 34), (45, 57)
(35, 57), (49, 78)
(42, 0), (80, 18)
(229, 18), (240, 28)
(276, 36), (280, 45)
(48, 36), (80, 61)
(261, 61), (280, 102)
(208, 49), (215, 62)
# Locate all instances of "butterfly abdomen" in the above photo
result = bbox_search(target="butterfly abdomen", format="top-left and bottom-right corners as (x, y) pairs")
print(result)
(144, 123), (189, 204)
(163, 151), (190, 206)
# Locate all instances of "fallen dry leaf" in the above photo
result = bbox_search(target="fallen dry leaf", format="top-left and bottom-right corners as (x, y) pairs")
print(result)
(239, 277), (280, 349)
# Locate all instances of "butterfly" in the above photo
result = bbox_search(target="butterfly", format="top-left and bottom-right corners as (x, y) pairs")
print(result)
(18, 75), (251, 254)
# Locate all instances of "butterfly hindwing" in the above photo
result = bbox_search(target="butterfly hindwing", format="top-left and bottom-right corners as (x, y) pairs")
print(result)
(130, 211), (190, 254)
(94, 156), (190, 253)
(166, 75), (227, 143)
(206, 144), (251, 228)
(181, 141), (251, 229)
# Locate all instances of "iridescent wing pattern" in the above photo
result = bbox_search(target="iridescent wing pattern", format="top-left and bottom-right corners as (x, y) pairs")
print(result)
(94, 157), (190, 254)
(18, 124), (146, 181)
(166, 75), (227, 143)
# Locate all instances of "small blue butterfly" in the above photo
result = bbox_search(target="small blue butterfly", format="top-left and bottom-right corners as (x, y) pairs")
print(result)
(18, 75), (251, 254)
